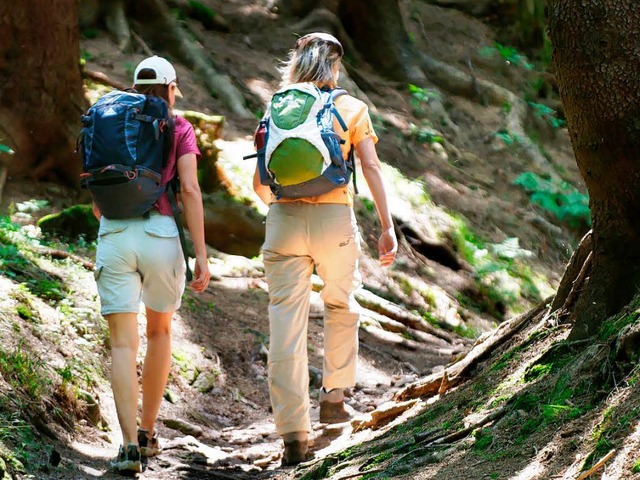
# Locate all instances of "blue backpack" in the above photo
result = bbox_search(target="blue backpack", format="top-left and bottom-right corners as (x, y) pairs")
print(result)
(245, 84), (357, 198)
(79, 90), (173, 219)
(78, 90), (193, 281)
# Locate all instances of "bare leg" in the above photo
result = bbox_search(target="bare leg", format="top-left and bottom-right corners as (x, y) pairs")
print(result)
(107, 312), (140, 446)
(140, 307), (173, 434)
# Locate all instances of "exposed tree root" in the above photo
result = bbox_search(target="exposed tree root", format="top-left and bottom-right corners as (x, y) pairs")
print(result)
(133, 0), (252, 118)
(394, 299), (550, 401)
(352, 399), (420, 432)
(550, 230), (593, 313)
(103, 0), (131, 51)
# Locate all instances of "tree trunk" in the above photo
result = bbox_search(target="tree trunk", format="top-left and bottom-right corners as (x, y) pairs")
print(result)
(338, 0), (426, 83)
(548, 1), (640, 339)
(0, 0), (85, 185)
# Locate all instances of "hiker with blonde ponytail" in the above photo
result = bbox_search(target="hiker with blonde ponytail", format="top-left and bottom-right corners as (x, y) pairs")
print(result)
(252, 32), (397, 465)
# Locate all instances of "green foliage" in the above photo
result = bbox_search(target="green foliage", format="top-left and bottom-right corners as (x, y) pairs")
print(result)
(0, 342), (48, 399)
(473, 428), (494, 451)
(0, 143), (14, 155)
(599, 308), (640, 341)
(80, 49), (95, 62)
(632, 457), (640, 473)
(81, 28), (100, 39)
(189, 0), (215, 19)
(528, 102), (566, 129)
(524, 352), (571, 383)
(495, 130), (522, 146)
(449, 216), (545, 316)
(514, 172), (591, 228)
(408, 84), (439, 116)
(37, 204), (99, 241)
(409, 122), (444, 144)
(479, 43), (534, 70)
(0, 412), (43, 474)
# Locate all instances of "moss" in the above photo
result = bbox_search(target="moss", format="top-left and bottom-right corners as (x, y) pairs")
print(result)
(37, 204), (99, 241)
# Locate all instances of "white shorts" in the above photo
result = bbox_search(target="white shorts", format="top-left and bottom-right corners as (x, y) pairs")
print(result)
(94, 213), (186, 315)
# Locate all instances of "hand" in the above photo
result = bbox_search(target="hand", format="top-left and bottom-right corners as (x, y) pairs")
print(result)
(378, 228), (397, 267)
(190, 255), (211, 292)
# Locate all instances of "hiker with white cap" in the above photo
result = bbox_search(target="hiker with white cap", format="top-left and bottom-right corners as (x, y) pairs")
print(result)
(81, 55), (210, 473)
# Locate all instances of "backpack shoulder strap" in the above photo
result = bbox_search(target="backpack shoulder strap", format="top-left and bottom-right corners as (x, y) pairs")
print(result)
(326, 88), (349, 132)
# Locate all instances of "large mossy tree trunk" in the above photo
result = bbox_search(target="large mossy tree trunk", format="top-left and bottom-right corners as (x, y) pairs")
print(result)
(0, 0), (85, 185)
(548, 1), (640, 339)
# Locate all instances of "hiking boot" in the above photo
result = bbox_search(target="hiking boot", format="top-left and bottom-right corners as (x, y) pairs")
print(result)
(137, 428), (161, 457)
(110, 443), (142, 474)
(319, 400), (352, 424)
(282, 439), (309, 466)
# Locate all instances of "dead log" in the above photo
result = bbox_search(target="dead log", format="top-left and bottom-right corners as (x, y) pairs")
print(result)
(394, 299), (549, 401)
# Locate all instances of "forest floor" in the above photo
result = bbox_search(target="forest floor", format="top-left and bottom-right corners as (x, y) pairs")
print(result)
(0, 1), (607, 480)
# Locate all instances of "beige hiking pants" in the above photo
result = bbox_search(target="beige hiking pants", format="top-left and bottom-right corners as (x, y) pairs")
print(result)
(263, 202), (362, 435)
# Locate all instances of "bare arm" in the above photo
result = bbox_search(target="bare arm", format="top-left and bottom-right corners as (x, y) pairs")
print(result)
(253, 166), (272, 206)
(177, 152), (210, 292)
(356, 137), (397, 267)
(92, 202), (101, 220)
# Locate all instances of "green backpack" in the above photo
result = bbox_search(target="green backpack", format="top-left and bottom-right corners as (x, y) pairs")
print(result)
(247, 82), (356, 198)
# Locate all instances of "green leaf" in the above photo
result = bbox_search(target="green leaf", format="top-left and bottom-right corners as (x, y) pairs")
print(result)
(0, 144), (14, 155)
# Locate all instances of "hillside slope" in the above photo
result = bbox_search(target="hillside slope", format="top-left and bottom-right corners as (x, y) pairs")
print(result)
(0, 1), (594, 479)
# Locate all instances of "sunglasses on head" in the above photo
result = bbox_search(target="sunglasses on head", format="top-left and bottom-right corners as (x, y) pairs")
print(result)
(295, 32), (344, 57)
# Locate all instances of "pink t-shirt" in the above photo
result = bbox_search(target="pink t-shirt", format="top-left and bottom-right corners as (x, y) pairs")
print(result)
(155, 115), (201, 215)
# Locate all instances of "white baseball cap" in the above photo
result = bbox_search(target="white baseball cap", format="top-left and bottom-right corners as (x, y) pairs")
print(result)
(133, 55), (183, 97)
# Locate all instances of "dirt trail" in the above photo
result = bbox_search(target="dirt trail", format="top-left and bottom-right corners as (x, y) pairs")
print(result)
(34, 260), (447, 480)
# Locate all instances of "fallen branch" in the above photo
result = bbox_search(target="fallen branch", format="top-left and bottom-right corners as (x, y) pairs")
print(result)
(82, 68), (127, 91)
(576, 449), (616, 480)
(35, 247), (95, 271)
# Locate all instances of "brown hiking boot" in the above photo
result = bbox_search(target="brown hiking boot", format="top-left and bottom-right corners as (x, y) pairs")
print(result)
(319, 400), (352, 424)
(282, 439), (309, 466)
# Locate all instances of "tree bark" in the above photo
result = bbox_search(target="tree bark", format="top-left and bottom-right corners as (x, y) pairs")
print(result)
(0, 0), (86, 185)
(338, 0), (426, 83)
(548, 1), (640, 339)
